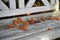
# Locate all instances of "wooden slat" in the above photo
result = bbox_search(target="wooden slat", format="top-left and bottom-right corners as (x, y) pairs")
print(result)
(41, 0), (50, 6)
(55, 0), (59, 11)
(9, 0), (16, 10)
(18, 0), (25, 8)
(26, 0), (36, 7)
(0, 6), (54, 17)
(0, 10), (54, 20)
(0, 0), (9, 11)
(50, 0), (56, 5)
